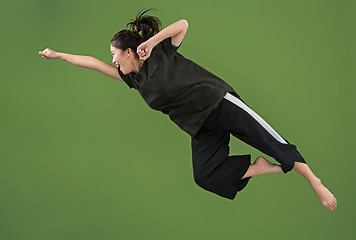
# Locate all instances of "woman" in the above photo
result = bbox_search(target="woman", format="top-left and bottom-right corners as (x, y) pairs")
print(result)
(39, 8), (337, 211)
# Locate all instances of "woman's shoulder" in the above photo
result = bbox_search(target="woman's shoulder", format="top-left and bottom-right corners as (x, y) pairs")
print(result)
(155, 37), (180, 52)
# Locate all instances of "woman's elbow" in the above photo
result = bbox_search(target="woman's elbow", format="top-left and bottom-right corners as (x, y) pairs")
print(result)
(180, 19), (189, 29)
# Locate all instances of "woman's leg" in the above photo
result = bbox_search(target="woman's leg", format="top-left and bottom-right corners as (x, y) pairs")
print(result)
(241, 157), (337, 211)
(220, 92), (337, 211)
(191, 125), (253, 200)
(292, 162), (337, 211)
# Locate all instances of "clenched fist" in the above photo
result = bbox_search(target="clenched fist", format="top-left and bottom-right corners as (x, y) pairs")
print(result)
(39, 48), (60, 60)
(137, 41), (153, 60)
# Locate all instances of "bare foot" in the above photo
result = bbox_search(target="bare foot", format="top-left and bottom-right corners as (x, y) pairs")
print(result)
(253, 156), (283, 175)
(311, 180), (337, 211)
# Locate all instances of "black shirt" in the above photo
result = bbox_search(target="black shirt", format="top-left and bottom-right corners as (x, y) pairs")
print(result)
(118, 37), (239, 137)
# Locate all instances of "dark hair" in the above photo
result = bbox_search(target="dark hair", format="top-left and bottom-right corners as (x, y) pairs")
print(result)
(111, 8), (162, 59)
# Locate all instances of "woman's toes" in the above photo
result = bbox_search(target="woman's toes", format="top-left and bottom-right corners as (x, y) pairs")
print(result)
(329, 201), (337, 211)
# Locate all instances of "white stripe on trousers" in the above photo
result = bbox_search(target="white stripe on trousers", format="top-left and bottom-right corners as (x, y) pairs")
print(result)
(223, 92), (288, 144)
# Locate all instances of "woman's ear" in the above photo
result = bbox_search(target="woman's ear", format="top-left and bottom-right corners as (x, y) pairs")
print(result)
(126, 48), (133, 57)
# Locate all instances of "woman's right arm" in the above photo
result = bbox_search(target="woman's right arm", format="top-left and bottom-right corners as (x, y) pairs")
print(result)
(39, 48), (123, 82)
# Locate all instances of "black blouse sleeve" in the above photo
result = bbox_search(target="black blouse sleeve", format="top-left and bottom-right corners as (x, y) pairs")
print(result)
(117, 67), (136, 89)
(161, 36), (182, 51)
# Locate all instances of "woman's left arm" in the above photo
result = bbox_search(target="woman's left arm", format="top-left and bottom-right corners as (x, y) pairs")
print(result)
(150, 19), (188, 48)
(137, 19), (188, 60)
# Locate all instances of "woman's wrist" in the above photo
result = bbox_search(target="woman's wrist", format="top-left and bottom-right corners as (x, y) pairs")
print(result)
(57, 52), (65, 60)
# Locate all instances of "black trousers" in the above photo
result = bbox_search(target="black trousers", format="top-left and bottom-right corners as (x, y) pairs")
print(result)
(191, 92), (306, 200)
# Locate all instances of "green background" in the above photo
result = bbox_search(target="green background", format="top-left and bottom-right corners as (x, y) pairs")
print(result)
(1, 0), (355, 239)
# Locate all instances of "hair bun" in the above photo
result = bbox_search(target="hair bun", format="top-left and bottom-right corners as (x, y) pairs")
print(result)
(125, 8), (161, 42)
(111, 8), (161, 57)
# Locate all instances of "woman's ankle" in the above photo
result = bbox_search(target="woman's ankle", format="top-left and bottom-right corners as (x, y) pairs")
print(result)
(241, 164), (255, 179)
(293, 162), (321, 186)
(242, 157), (283, 178)
(309, 177), (322, 186)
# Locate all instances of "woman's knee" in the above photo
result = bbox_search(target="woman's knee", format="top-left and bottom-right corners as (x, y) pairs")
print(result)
(193, 174), (208, 189)
(193, 172), (217, 191)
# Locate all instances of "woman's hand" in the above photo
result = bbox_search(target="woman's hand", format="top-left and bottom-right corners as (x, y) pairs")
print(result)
(136, 41), (153, 60)
(39, 48), (60, 60)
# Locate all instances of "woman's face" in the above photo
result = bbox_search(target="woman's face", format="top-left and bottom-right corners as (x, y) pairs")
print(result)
(110, 44), (133, 75)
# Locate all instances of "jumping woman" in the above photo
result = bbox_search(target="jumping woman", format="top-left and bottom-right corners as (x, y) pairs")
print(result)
(39, 8), (337, 211)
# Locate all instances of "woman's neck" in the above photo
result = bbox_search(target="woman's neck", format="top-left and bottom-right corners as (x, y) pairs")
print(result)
(133, 59), (145, 73)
